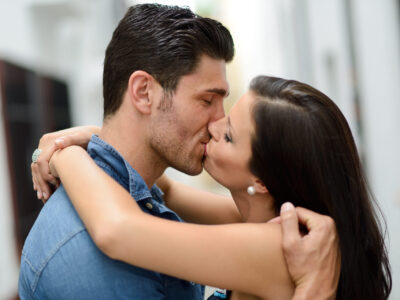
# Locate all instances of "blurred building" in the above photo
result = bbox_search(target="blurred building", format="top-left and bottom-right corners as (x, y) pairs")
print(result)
(0, 0), (399, 299)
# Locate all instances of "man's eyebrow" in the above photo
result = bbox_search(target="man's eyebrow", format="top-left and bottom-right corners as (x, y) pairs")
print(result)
(205, 88), (230, 97)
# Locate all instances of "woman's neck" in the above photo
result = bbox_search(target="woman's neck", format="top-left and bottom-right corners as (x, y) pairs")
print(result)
(230, 190), (276, 223)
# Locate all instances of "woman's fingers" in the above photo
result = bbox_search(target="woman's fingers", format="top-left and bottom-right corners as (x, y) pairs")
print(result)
(31, 126), (100, 203)
(34, 144), (58, 201)
(32, 159), (58, 203)
(31, 163), (43, 201)
(32, 172), (37, 191)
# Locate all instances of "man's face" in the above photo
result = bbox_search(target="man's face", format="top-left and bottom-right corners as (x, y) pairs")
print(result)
(149, 55), (229, 175)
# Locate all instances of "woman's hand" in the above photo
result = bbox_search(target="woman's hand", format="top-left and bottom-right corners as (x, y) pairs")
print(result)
(31, 125), (100, 203)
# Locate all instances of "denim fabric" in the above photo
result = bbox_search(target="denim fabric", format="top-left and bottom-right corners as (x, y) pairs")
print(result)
(19, 135), (204, 300)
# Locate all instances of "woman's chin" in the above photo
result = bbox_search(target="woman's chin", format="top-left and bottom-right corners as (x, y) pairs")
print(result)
(202, 158), (211, 172)
(203, 161), (224, 186)
(203, 159), (216, 178)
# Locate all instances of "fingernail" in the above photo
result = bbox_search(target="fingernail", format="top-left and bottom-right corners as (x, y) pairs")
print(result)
(55, 138), (65, 146)
(37, 191), (42, 199)
(42, 192), (47, 199)
(281, 202), (294, 213)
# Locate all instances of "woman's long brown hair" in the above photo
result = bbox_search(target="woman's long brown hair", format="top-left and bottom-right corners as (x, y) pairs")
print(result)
(248, 76), (391, 299)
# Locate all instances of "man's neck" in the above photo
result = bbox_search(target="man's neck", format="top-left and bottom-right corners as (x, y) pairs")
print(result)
(99, 118), (166, 189)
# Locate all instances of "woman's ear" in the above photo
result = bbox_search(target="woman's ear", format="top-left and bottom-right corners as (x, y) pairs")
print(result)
(127, 71), (154, 115)
(253, 179), (269, 194)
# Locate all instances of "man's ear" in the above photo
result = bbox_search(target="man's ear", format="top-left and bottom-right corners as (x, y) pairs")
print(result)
(127, 70), (156, 115)
(253, 179), (269, 194)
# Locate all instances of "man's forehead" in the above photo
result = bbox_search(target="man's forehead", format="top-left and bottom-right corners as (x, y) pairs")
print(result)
(176, 83), (230, 98)
(176, 76), (230, 97)
(176, 55), (229, 96)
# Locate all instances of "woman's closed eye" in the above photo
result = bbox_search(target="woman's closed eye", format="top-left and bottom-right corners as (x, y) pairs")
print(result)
(224, 133), (232, 143)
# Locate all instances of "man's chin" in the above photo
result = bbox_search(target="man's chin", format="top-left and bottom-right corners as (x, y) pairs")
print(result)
(172, 160), (203, 176)
(184, 166), (203, 176)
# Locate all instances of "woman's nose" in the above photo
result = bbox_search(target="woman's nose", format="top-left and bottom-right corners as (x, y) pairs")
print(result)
(208, 118), (224, 141)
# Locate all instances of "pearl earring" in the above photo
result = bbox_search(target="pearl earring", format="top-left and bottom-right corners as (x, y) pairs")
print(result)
(247, 186), (256, 195)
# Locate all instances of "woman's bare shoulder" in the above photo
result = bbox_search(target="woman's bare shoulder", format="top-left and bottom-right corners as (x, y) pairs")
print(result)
(245, 222), (294, 299)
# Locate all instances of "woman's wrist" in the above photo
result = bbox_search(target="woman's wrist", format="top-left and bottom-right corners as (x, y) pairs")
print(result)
(87, 125), (101, 135)
(49, 146), (87, 178)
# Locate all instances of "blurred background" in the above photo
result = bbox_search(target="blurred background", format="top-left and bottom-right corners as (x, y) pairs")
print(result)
(0, 0), (399, 299)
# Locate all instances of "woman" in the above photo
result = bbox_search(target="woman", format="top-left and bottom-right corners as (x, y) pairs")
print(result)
(34, 76), (391, 299)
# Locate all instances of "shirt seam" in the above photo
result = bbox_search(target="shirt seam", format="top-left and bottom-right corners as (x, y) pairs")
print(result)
(28, 228), (87, 294)
(95, 160), (153, 203)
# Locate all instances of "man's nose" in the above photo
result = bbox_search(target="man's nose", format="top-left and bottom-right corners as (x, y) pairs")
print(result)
(211, 102), (225, 122)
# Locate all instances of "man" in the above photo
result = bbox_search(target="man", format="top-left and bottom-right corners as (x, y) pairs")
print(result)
(20, 4), (339, 300)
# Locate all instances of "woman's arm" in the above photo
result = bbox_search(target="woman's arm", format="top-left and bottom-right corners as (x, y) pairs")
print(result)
(51, 146), (294, 299)
(156, 175), (242, 224)
(32, 125), (101, 201)
(33, 125), (239, 224)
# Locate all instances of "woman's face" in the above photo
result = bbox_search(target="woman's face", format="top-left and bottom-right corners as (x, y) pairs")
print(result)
(204, 91), (257, 191)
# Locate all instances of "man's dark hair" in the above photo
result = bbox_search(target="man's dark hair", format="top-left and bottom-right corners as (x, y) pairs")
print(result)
(103, 3), (234, 117)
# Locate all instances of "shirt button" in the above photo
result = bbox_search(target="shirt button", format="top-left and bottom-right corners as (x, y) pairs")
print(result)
(145, 202), (153, 210)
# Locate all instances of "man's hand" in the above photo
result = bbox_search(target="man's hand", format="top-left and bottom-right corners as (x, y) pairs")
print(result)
(280, 202), (340, 300)
(31, 125), (100, 203)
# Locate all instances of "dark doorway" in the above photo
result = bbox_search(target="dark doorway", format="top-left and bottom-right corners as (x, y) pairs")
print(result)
(0, 60), (71, 253)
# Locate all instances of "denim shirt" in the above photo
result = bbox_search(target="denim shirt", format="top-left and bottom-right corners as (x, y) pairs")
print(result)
(19, 135), (204, 300)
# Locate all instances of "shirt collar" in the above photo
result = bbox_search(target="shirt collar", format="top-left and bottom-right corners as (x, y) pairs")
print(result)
(87, 135), (162, 202)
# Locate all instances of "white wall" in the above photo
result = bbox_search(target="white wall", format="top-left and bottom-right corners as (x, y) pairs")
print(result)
(352, 0), (400, 298)
(0, 0), (117, 127)
(306, 0), (359, 144)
